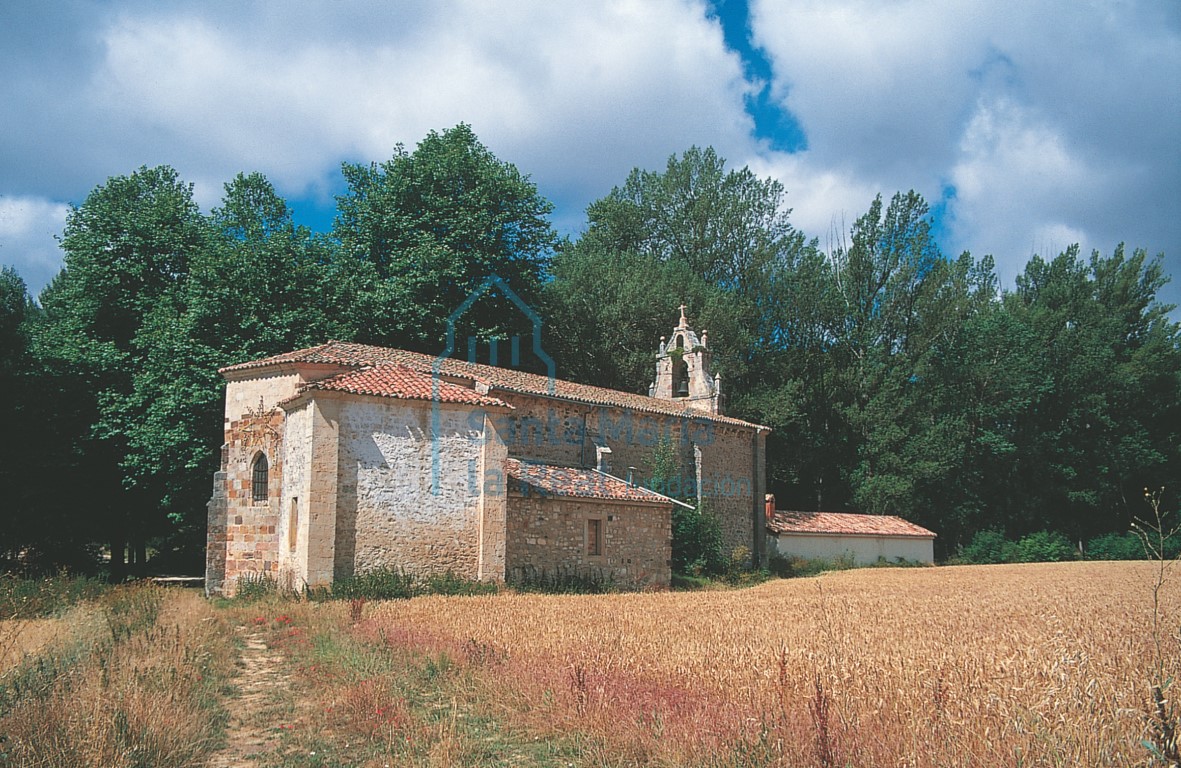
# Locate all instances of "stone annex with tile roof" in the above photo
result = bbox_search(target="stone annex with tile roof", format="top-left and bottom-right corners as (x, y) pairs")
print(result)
(205, 308), (769, 595)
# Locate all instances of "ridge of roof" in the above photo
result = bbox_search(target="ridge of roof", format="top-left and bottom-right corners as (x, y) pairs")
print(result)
(221, 341), (342, 373)
(222, 340), (768, 430)
(285, 364), (512, 408)
(768, 510), (936, 538)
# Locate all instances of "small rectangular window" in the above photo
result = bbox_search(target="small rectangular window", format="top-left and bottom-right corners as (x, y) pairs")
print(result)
(587, 518), (602, 557)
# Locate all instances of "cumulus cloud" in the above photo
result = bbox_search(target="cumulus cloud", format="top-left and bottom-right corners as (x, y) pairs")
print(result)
(0, 197), (70, 297)
(748, 0), (1180, 301)
(948, 97), (1099, 284)
(0, 0), (1177, 309)
(4, 1), (753, 220)
(745, 153), (880, 247)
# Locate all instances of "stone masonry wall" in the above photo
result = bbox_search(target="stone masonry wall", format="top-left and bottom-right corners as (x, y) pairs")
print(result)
(499, 400), (586, 466)
(205, 461), (228, 595)
(223, 371), (302, 426)
(506, 495), (671, 587)
(213, 408), (284, 596)
(305, 397), (340, 587)
(207, 370), (309, 596)
(333, 397), (492, 580)
(476, 411), (508, 581)
(276, 400), (311, 591)
(698, 425), (760, 563)
(493, 393), (764, 566)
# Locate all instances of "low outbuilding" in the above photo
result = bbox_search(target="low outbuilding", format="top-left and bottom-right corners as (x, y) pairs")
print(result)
(765, 495), (936, 565)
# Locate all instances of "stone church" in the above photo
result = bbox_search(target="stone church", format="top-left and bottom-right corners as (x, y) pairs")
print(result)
(205, 309), (769, 595)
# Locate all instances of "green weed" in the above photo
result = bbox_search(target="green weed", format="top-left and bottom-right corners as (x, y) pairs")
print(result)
(0, 572), (108, 619)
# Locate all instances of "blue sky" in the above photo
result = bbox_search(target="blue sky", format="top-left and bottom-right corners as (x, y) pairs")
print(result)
(1, 0), (1178, 310)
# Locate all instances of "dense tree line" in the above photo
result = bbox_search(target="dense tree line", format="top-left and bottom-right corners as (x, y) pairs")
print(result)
(1, 125), (1177, 573)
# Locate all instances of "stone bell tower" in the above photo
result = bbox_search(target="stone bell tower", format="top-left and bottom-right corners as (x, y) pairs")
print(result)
(649, 305), (723, 415)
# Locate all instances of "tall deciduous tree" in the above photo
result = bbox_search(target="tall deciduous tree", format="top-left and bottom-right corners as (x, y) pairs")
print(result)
(0, 266), (29, 374)
(334, 124), (558, 352)
(117, 173), (350, 564)
(821, 191), (963, 516)
(0, 267), (35, 562)
(37, 166), (211, 578)
(1006, 245), (1181, 540)
(2, 268), (116, 569)
(28, 170), (359, 573)
(546, 146), (814, 397)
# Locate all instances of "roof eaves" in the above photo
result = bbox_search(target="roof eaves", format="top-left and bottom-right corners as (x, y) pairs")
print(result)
(767, 526), (936, 539)
(278, 366), (514, 410)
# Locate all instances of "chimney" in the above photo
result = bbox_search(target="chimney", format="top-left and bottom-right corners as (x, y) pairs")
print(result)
(765, 493), (776, 525)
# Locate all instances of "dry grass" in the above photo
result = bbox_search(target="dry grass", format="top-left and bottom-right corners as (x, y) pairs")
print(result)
(352, 561), (1179, 767)
(0, 585), (238, 768)
(0, 615), (70, 675)
(8, 563), (1159, 766)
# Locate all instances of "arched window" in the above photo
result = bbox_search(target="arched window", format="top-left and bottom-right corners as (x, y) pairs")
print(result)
(251, 453), (269, 503)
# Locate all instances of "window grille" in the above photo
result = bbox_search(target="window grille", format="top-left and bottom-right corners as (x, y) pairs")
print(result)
(252, 454), (269, 503)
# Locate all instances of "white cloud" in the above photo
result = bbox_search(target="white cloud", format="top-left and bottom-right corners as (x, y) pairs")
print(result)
(1, 0), (757, 282)
(947, 97), (1099, 283)
(0, 0), (1177, 310)
(0, 197), (70, 297)
(85, 1), (753, 214)
(749, 0), (991, 185)
(746, 152), (880, 247)
(748, 0), (1181, 300)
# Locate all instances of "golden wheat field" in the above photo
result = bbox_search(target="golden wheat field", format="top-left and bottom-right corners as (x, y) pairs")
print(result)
(358, 562), (1180, 767)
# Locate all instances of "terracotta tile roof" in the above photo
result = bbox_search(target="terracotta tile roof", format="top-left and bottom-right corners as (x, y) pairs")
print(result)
(290, 364), (512, 408)
(222, 340), (767, 430)
(221, 342), (345, 372)
(505, 458), (677, 505)
(768, 510), (936, 538)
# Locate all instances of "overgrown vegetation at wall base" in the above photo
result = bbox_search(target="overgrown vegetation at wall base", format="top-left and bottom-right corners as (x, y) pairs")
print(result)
(235, 566), (631, 600)
(331, 568), (501, 601)
(671, 504), (727, 576)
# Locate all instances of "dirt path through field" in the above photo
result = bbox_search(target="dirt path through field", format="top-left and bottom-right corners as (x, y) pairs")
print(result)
(206, 625), (288, 768)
